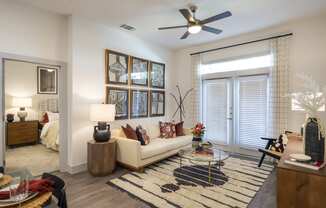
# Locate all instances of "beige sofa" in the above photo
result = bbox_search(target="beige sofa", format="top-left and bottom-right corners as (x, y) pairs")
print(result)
(112, 125), (192, 171)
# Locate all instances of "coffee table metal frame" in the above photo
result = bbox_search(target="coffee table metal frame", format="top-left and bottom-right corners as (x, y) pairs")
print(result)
(178, 147), (230, 183)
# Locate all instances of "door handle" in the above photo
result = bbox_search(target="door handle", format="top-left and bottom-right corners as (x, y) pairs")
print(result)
(227, 117), (233, 120)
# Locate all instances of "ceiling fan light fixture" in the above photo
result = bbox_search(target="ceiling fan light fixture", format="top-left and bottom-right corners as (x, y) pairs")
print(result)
(188, 24), (202, 34)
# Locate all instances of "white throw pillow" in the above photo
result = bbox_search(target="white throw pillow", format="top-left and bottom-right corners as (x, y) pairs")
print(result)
(47, 111), (59, 122)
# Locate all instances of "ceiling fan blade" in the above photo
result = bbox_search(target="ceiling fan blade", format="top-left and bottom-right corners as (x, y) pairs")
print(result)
(202, 26), (222, 35)
(158, 25), (188, 30)
(200, 11), (232, 25)
(180, 31), (190, 39)
(179, 9), (194, 22)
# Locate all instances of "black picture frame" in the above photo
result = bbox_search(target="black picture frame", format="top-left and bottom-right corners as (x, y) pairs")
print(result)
(131, 57), (148, 86)
(106, 50), (129, 85)
(131, 90), (148, 118)
(37, 66), (58, 94)
(106, 87), (129, 120)
(150, 62), (165, 89)
(150, 90), (165, 117)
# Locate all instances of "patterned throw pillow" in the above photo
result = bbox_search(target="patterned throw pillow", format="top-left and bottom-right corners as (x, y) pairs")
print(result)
(136, 125), (150, 145)
(159, 121), (176, 138)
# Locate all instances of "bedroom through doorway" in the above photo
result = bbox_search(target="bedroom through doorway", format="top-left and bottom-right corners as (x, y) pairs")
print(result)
(3, 59), (60, 176)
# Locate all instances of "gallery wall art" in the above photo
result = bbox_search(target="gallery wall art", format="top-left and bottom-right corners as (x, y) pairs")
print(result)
(105, 49), (165, 120)
(131, 57), (148, 86)
(150, 62), (165, 89)
(106, 87), (129, 120)
(131, 90), (148, 118)
(106, 50), (129, 85)
(150, 91), (165, 117)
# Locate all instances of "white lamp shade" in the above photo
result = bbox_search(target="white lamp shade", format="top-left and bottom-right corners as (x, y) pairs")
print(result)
(90, 104), (115, 122)
(12, 97), (32, 108)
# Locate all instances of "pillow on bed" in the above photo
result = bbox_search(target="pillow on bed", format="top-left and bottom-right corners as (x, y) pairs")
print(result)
(47, 112), (59, 122)
(41, 112), (49, 123)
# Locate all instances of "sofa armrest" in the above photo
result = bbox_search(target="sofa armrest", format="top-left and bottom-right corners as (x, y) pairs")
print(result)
(115, 136), (141, 168)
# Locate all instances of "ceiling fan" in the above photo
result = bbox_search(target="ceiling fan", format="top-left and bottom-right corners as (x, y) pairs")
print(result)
(158, 5), (232, 39)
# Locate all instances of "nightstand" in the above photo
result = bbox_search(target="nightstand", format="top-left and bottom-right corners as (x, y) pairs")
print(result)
(87, 139), (116, 176)
(6, 120), (39, 146)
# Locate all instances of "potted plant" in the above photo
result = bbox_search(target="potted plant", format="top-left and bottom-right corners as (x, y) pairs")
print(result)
(191, 123), (205, 149)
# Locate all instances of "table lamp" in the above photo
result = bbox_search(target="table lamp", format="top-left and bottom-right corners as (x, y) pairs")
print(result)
(90, 104), (115, 142)
(12, 97), (32, 122)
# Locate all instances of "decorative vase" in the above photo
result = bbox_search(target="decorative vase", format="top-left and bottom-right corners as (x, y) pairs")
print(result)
(6, 114), (14, 122)
(305, 117), (325, 162)
(192, 136), (202, 150)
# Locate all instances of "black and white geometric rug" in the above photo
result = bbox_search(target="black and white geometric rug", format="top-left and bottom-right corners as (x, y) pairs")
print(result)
(107, 155), (273, 208)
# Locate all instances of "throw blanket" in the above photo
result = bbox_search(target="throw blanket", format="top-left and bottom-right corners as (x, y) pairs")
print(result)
(40, 120), (59, 151)
(0, 179), (54, 199)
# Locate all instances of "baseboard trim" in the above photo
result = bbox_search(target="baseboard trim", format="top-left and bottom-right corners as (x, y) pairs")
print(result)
(67, 163), (87, 174)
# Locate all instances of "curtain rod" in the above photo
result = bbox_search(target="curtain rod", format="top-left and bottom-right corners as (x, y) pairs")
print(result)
(190, 33), (293, 56)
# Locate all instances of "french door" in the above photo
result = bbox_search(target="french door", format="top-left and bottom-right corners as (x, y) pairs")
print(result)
(202, 78), (233, 145)
(202, 74), (268, 151)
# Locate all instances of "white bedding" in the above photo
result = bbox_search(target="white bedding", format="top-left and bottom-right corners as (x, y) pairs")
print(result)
(40, 120), (59, 151)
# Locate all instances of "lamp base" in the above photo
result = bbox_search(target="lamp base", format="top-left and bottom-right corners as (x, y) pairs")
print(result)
(17, 107), (27, 122)
(93, 122), (111, 142)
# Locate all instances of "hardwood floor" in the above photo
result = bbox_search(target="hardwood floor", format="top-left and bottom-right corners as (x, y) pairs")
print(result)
(55, 165), (276, 208)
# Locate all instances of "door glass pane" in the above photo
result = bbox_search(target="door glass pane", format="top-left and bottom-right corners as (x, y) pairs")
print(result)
(203, 79), (229, 144)
(238, 75), (268, 149)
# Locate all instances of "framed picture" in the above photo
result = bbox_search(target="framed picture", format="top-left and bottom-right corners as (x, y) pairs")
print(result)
(150, 91), (165, 117)
(37, 66), (58, 94)
(106, 87), (129, 120)
(106, 50), (129, 85)
(150, 62), (165, 89)
(131, 57), (148, 86)
(131, 90), (148, 118)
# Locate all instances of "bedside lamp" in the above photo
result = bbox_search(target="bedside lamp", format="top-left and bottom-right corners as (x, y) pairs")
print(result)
(90, 104), (115, 142)
(12, 97), (32, 122)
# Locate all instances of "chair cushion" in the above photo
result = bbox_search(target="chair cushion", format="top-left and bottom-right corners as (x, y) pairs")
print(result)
(259, 149), (283, 158)
(141, 135), (192, 159)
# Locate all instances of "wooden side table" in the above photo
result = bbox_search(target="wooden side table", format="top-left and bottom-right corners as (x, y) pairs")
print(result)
(87, 139), (116, 176)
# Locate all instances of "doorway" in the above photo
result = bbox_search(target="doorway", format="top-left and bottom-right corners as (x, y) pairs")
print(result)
(0, 55), (67, 176)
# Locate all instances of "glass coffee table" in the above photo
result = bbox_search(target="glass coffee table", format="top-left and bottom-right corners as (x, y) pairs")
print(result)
(178, 146), (230, 183)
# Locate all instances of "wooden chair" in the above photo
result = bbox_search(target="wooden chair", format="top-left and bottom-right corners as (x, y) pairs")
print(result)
(258, 137), (283, 167)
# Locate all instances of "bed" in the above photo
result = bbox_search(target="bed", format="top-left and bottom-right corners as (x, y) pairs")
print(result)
(39, 99), (60, 151)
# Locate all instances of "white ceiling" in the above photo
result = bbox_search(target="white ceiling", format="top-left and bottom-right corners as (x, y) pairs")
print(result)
(17, 0), (326, 50)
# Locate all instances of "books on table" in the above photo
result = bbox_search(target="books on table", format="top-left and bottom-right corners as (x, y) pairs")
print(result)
(284, 159), (326, 171)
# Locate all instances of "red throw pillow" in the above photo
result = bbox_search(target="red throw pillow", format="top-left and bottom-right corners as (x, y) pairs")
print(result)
(121, 124), (138, 140)
(175, 121), (185, 136)
(41, 112), (49, 123)
(159, 121), (176, 138)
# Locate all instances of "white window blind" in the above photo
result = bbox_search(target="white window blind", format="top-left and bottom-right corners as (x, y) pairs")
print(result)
(238, 75), (268, 149)
(203, 79), (229, 144)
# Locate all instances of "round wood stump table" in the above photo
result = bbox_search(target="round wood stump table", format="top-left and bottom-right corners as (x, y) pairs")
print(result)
(87, 139), (116, 176)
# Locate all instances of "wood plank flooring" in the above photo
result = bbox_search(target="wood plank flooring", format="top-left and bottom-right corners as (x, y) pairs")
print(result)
(55, 166), (276, 208)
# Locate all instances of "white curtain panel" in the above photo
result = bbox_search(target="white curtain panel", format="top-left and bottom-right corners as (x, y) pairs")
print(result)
(268, 36), (291, 138)
(190, 54), (202, 124)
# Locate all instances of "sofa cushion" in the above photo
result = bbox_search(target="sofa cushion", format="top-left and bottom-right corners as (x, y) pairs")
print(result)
(140, 135), (192, 159)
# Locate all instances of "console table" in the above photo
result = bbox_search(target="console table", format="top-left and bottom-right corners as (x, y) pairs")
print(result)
(277, 138), (326, 208)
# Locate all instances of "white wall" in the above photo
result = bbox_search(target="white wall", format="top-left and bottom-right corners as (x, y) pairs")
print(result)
(68, 16), (175, 170)
(173, 12), (326, 132)
(0, 0), (67, 62)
